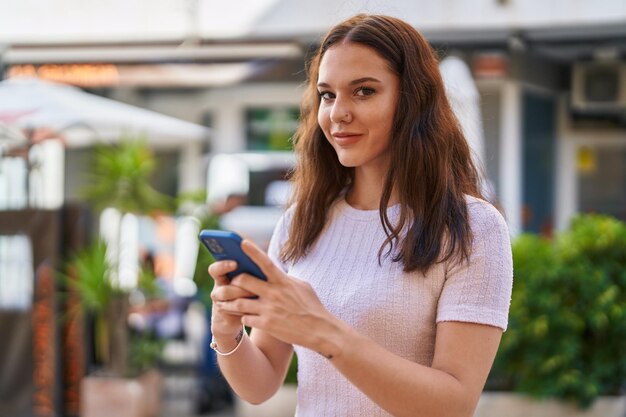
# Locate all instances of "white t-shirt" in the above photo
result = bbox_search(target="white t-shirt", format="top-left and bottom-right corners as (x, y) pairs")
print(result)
(267, 196), (513, 417)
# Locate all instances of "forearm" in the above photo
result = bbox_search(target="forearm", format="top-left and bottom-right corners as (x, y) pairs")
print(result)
(324, 324), (477, 417)
(215, 329), (292, 404)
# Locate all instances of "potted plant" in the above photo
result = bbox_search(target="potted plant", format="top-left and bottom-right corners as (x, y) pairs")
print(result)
(67, 138), (173, 417)
(62, 240), (164, 417)
(479, 214), (626, 417)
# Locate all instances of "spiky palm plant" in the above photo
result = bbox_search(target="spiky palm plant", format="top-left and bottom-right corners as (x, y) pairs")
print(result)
(75, 137), (173, 376)
(82, 136), (173, 214)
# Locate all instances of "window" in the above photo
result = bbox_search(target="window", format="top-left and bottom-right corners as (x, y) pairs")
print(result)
(0, 235), (33, 311)
(246, 107), (299, 150)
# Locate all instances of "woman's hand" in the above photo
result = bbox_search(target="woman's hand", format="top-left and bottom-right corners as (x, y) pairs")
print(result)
(218, 239), (345, 358)
(208, 260), (256, 347)
(208, 254), (297, 404)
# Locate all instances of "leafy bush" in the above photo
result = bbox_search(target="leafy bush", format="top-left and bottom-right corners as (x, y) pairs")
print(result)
(489, 214), (626, 407)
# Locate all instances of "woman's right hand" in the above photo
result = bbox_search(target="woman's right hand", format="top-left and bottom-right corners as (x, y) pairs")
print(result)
(208, 260), (255, 345)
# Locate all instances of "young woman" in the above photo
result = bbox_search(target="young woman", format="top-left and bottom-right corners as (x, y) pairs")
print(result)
(208, 14), (513, 417)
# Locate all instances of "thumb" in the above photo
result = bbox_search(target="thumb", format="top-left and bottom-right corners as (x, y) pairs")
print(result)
(241, 239), (284, 283)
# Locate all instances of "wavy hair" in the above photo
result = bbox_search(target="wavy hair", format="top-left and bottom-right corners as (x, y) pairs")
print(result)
(282, 14), (482, 273)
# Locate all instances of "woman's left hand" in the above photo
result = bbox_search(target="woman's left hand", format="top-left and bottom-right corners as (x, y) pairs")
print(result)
(217, 239), (342, 358)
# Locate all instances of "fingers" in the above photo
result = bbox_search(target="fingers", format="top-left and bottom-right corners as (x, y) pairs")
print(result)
(209, 260), (256, 304)
(218, 297), (261, 316)
(230, 273), (269, 297)
(208, 260), (237, 285)
(211, 282), (256, 302)
(241, 239), (283, 283)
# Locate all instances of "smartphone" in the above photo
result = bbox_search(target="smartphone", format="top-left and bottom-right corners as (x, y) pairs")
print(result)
(198, 229), (267, 281)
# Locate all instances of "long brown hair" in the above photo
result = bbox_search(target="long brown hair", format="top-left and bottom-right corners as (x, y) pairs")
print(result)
(282, 14), (482, 273)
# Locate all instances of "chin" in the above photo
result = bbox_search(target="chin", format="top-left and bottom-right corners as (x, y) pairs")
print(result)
(336, 157), (359, 168)
(334, 151), (360, 168)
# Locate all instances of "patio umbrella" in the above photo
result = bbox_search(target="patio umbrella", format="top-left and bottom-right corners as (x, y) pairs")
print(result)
(0, 77), (209, 209)
(0, 77), (209, 148)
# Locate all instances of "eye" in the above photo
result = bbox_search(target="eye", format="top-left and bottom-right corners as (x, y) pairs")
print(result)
(318, 91), (335, 101)
(355, 87), (375, 97)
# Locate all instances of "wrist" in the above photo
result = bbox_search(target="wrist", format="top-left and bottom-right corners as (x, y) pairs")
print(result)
(211, 326), (245, 349)
(211, 325), (246, 356)
(316, 318), (352, 360)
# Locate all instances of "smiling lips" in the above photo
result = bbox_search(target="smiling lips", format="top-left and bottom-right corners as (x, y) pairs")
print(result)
(332, 132), (362, 146)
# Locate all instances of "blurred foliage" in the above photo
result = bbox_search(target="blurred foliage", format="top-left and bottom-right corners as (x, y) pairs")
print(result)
(61, 240), (122, 314)
(136, 262), (162, 300)
(60, 239), (165, 377)
(66, 137), (175, 376)
(81, 136), (173, 214)
(176, 189), (218, 306)
(192, 211), (220, 307)
(175, 189), (208, 213)
(128, 333), (165, 376)
(489, 214), (626, 408)
(284, 354), (298, 385)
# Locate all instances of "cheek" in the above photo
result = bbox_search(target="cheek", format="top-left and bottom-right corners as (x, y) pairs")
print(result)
(317, 108), (330, 136)
(378, 103), (397, 138)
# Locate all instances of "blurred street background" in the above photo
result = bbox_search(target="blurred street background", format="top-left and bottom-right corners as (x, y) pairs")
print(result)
(1, 1), (625, 417)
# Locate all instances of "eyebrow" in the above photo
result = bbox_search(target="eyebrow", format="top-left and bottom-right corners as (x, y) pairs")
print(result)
(317, 77), (382, 89)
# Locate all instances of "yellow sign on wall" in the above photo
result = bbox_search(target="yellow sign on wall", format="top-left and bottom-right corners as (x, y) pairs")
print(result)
(577, 146), (597, 174)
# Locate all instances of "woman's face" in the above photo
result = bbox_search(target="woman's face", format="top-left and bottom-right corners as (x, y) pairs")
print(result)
(317, 41), (400, 172)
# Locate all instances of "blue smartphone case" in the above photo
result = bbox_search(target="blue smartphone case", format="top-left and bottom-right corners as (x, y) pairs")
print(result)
(198, 229), (267, 281)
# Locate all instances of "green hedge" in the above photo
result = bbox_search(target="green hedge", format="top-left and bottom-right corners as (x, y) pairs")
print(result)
(488, 214), (626, 407)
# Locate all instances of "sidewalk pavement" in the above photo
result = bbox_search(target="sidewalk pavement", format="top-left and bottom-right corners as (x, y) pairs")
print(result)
(159, 370), (297, 417)
(160, 371), (235, 417)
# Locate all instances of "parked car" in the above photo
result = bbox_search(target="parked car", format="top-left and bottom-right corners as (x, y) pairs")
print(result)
(206, 151), (295, 250)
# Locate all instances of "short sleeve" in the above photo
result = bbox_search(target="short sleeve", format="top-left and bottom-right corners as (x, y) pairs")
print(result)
(437, 198), (513, 331)
(267, 206), (294, 273)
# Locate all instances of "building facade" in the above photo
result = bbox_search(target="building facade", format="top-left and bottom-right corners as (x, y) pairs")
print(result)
(1, 0), (626, 235)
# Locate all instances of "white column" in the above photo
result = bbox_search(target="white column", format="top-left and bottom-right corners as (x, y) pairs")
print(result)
(173, 216), (200, 297)
(214, 106), (245, 152)
(100, 207), (121, 285)
(555, 139), (577, 231)
(178, 141), (204, 193)
(499, 81), (523, 236)
(555, 96), (577, 231)
(0, 235), (33, 311)
(30, 139), (64, 209)
(118, 213), (139, 290)
(2, 157), (28, 209)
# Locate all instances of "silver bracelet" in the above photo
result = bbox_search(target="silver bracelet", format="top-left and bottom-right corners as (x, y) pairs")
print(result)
(210, 325), (246, 356)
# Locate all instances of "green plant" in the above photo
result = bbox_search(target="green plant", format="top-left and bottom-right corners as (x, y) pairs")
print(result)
(61, 240), (130, 375)
(192, 212), (220, 307)
(489, 214), (626, 408)
(67, 240), (120, 314)
(284, 355), (298, 385)
(81, 136), (173, 214)
(61, 240), (163, 377)
(128, 334), (165, 375)
(72, 137), (173, 376)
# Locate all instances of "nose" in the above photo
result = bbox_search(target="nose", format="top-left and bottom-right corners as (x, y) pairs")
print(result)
(329, 98), (352, 124)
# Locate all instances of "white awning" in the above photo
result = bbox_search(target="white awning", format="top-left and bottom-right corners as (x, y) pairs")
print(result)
(0, 77), (209, 148)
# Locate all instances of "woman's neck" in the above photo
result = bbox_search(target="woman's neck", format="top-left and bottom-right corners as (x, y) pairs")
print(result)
(346, 166), (398, 210)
